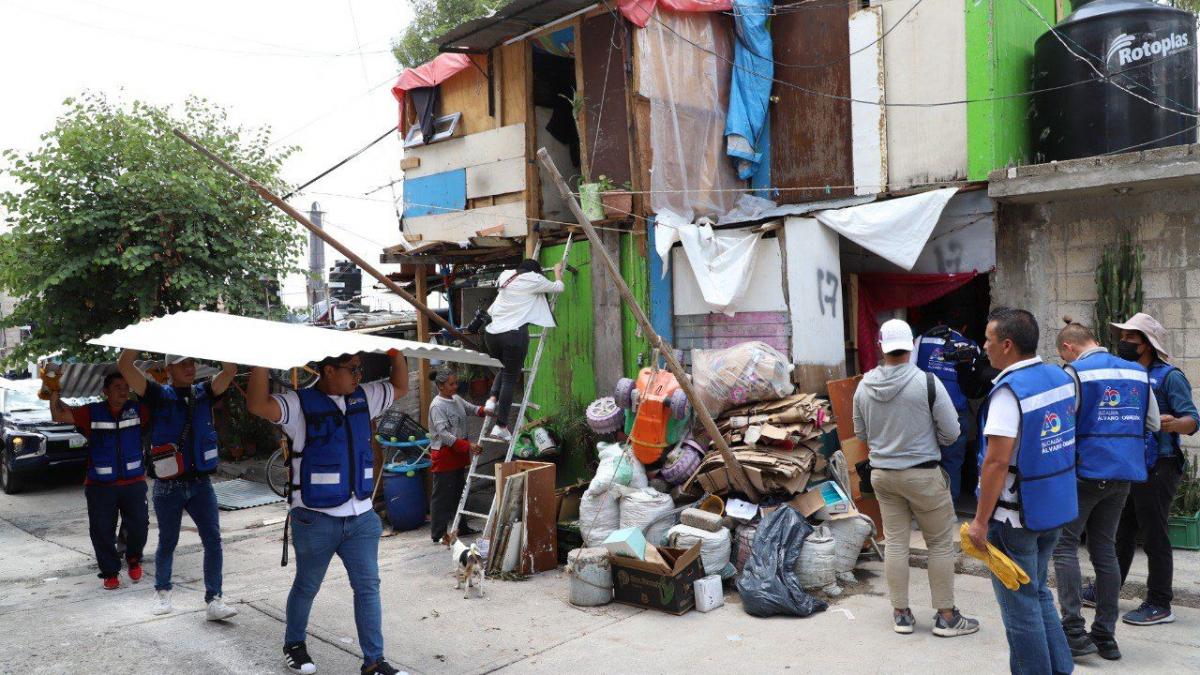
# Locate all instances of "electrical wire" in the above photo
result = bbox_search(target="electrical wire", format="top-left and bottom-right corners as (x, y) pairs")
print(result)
(282, 125), (397, 199)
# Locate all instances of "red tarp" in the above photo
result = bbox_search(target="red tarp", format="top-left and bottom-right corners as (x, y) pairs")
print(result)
(618, 0), (732, 28)
(391, 53), (475, 127)
(856, 272), (978, 373)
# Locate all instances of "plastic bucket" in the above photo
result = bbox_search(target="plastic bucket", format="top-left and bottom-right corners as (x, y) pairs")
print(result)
(383, 459), (431, 532)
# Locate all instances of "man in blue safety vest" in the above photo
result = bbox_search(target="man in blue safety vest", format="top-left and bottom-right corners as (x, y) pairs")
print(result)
(118, 349), (238, 620)
(50, 372), (150, 591)
(967, 307), (1077, 675)
(247, 349), (408, 675)
(915, 314), (978, 499)
(1110, 313), (1198, 628)
(1052, 320), (1159, 662)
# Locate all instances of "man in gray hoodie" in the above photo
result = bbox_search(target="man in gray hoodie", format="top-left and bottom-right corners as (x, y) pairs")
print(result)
(853, 318), (980, 638)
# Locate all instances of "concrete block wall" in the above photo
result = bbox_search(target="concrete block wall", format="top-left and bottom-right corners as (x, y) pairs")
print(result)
(994, 186), (1200, 450)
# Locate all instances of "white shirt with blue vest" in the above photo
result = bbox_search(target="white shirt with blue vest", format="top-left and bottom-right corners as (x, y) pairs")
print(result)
(981, 356), (1079, 531)
(272, 381), (394, 517)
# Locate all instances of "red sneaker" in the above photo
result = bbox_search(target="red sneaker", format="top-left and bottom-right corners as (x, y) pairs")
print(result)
(102, 576), (119, 590)
(128, 563), (143, 583)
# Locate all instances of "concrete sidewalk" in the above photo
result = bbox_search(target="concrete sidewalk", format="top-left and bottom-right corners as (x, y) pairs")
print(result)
(2, 476), (1197, 674)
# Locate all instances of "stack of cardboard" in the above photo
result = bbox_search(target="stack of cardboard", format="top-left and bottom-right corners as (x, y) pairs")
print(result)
(716, 393), (835, 452)
(682, 446), (817, 498)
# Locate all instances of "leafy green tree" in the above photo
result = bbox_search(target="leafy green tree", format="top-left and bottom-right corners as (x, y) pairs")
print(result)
(0, 93), (303, 366)
(392, 0), (504, 69)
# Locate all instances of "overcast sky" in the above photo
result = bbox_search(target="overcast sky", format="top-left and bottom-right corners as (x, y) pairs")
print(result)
(0, 0), (415, 311)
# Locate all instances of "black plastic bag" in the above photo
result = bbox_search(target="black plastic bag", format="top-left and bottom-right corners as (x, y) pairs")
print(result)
(736, 506), (829, 618)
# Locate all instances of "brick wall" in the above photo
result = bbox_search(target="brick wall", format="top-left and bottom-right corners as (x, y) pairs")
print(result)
(993, 186), (1200, 450)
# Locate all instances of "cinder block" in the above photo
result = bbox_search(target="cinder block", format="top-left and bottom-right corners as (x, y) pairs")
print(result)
(1142, 271), (1173, 299)
(1186, 269), (1200, 298)
(1063, 274), (1097, 302)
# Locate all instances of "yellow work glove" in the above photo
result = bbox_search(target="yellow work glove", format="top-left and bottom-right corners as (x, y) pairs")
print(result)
(959, 522), (1031, 591)
(38, 366), (62, 400)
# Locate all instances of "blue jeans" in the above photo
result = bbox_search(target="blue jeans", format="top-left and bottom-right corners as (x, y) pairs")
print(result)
(286, 508), (384, 667)
(988, 521), (1074, 675)
(153, 476), (223, 602)
(940, 409), (970, 499)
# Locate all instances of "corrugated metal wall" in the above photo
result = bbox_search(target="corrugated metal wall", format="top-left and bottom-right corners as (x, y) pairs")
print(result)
(966, 0), (1060, 180)
(620, 232), (651, 377)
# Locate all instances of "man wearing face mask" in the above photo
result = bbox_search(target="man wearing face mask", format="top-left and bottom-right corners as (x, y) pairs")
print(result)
(1053, 320), (1159, 661)
(1107, 313), (1198, 628)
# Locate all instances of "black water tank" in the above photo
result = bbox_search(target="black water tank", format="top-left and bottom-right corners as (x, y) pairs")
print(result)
(1032, 0), (1197, 162)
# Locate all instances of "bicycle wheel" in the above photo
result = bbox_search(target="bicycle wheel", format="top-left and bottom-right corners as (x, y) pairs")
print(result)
(266, 448), (289, 498)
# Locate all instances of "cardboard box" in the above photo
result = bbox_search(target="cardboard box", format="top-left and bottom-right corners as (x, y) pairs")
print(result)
(791, 480), (852, 518)
(611, 543), (705, 615)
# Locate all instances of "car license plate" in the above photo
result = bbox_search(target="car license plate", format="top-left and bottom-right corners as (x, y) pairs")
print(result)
(69, 437), (86, 449)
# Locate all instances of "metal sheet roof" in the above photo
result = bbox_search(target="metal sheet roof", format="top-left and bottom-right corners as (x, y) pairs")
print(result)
(438, 0), (596, 52)
(56, 360), (220, 399)
(88, 311), (501, 370)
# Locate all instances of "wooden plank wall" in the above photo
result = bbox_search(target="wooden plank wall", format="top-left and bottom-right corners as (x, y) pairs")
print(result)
(673, 312), (792, 367)
(771, 1), (854, 203)
(580, 11), (632, 185)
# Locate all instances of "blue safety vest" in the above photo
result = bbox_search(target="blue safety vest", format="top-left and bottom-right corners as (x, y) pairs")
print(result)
(148, 384), (220, 475)
(86, 401), (145, 483)
(915, 329), (973, 412)
(980, 362), (1079, 532)
(1071, 351), (1149, 482)
(1146, 361), (1183, 469)
(295, 386), (374, 508)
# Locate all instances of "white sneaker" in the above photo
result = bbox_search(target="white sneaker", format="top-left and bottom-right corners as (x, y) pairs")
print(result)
(206, 596), (239, 621)
(487, 425), (513, 443)
(152, 589), (172, 615)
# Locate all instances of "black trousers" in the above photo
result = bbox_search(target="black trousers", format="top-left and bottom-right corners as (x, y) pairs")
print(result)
(485, 326), (530, 428)
(430, 469), (467, 542)
(85, 481), (149, 578)
(1116, 456), (1184, 607)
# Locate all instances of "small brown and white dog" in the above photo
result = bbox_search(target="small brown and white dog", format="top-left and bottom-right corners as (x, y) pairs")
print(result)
(449, 536), (484, 599)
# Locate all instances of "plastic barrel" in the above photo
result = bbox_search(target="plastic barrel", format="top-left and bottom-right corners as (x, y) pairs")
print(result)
(383, 460), (431, 532)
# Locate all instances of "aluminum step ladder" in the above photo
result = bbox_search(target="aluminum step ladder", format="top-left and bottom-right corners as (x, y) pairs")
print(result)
(449, 231), (576, 543)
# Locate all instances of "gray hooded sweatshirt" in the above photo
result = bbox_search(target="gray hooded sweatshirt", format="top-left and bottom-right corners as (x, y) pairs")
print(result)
(852, 362), (961, 469)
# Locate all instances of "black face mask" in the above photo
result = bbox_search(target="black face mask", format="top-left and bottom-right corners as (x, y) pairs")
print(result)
(1117, 340), (1142, 361)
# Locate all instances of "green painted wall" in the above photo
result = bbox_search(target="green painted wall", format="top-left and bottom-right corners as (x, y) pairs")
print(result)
(619, 232), (652, 378)
(528, 240), (596, 418)
(966, 0), (1064, 180)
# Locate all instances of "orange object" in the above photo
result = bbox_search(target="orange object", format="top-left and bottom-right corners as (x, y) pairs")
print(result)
(629, 368), (683, 464)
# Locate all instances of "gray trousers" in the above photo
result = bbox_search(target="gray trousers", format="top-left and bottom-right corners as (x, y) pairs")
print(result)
(1052, 479), (1130, 639)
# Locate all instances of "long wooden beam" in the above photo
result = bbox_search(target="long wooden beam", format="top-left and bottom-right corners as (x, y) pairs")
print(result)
(535, 148), (761, 502)
(172, 128), (480, 350)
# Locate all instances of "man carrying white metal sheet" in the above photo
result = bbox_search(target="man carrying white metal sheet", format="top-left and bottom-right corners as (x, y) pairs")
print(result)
(247, 349), (408, 675)
(117, 349), (238, 621)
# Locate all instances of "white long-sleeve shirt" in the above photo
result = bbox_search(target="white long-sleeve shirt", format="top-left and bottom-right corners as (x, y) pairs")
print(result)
(485, 270), (564, 334)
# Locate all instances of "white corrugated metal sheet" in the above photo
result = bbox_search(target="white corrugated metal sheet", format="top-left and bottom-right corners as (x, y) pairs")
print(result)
(88, 311), (501, 370)
(56, 360), (220, 399)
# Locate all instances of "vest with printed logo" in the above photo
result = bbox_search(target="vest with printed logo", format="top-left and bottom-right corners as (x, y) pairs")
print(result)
(1072, 351), (1149, 482)
(86, 401), (145, 483)
(148, 384), (219, 476)
(295, 386), (374, 508)
(980, 362), (1079, 531)
(916, 329), (972, 412)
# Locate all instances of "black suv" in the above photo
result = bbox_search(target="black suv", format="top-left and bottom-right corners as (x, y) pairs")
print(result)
(0, 378), (90, 494)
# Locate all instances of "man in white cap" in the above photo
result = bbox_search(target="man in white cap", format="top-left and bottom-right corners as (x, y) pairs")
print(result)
(853, 318), (979, 638)
(1109, 312), (1197, 627)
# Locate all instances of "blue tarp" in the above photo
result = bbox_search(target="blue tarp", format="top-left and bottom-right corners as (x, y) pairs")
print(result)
(725, 0), (773, 187)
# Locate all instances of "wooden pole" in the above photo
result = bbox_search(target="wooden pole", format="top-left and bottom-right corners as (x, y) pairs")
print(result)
(171, 128), (480, 351)
(415, 267), (432, 428)
(535, 148), (761, 501)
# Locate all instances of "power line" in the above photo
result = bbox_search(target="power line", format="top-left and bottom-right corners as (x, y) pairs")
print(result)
(282, 125), (397, 200)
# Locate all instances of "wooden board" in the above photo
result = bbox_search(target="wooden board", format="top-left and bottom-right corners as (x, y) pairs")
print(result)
(499, 42), (527, 127)
(849, 6), (886, 196)
(592, 228), (624, 397)
(466, 157), (526, 199)
(439, 54), (494, 136)
(580, 11), (632, 185)
(402, 169), (467, 218)
(771, 2), (854, 203)
(404, 124), (526, 180)
(404, 202), (527, 241)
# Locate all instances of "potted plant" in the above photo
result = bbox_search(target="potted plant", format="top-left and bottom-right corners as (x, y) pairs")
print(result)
(456, 362), (495, 401)
(1169, 458), (1200, 550)
(596, 175), (633, 220)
